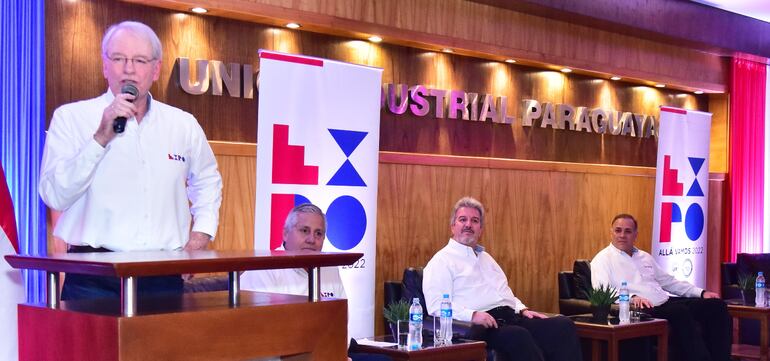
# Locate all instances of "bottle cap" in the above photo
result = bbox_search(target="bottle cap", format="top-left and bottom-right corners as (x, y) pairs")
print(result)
(622, 281), (627, 286)
(443, 294), (449, 298)
(413, 297), (420, 303)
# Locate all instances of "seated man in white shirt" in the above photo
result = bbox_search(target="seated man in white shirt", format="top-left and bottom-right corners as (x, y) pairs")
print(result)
(590, 213), (731, 361)
(423, 197), (581, 361)
(240, 203), (345, 299)
(240, 203), (389, 361)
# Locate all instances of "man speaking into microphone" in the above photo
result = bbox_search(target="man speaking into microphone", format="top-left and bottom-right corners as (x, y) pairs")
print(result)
(39, 21), (222, 300)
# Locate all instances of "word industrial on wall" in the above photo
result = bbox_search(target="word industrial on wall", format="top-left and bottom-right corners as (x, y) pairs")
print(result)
(381, 83), (658, 139)
(177, 58), (657, 140)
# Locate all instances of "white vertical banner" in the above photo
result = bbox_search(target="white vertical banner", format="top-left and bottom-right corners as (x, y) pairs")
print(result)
(652, 106), (712, 288)
(255, 50), (382, 338)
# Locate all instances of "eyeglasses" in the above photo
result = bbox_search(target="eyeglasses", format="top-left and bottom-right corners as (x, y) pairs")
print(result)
(106, 55), (156, 68)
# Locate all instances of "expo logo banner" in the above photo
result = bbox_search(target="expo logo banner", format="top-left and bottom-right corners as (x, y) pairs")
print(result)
(652, 107), (712, 288)
(254, 50), (382, 338)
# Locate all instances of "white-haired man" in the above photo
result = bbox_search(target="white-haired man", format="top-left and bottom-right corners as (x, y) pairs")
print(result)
(241, 203), (345, 298)
(424, 197), (582, 361)
(39, 21), (222, 300)
(241, 203), (390, 361)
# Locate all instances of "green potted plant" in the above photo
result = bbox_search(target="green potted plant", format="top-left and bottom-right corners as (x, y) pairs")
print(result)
(738, 272), (757, 306)
(383, 299), (410, 341)
(588, 284), (618, 323)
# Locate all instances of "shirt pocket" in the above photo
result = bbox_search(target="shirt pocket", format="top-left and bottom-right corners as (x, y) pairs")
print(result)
(640, 264), (656, 281)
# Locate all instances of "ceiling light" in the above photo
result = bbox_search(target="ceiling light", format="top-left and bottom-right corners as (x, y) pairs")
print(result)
(560, 68), (572, 73)
(610, 76), (621, 81)
(694, 90), (704, 94)
(441, 48), (453, 53)
(368, 35), (382, 43)
(655, 83), (666, 88)
(285, 23), (301, 29)
(191, 7), (207, 14)
(504, 59), (516, 63)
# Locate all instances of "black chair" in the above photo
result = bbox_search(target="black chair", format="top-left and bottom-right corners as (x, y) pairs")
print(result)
(558, 259), (620, 316)
(721, 253), (770, 346)
(384, 267), (474, 335)
(721, 261), (741, 300)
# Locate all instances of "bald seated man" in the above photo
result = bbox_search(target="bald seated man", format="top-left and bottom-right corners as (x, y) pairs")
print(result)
(591, 213), (731, 361)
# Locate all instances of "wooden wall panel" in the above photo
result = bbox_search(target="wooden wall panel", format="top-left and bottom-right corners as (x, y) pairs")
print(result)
(709, 94), (730, 174)
(129, 0), (728, 92)
(47, 0), (714, 168)
(210, 143), (257, 251)
(707, 175), (726, 293)
(471, 0), (770, 59)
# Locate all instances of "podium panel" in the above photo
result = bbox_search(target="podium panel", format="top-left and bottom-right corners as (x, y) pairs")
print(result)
(7, 250), (359, 360)
(19, 291), (348, 360)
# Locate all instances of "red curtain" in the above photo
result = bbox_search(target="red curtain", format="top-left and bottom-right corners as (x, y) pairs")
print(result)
(727, 57), (766, 261)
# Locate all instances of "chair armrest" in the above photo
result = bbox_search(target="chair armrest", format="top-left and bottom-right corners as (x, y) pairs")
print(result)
(559, 299), (592, 316)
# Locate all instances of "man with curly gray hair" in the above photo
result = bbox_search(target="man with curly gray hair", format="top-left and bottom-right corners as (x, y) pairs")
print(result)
(424, 196), (581, 361)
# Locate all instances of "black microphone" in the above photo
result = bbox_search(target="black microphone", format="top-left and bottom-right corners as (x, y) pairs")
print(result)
(112, 83), (138, 134)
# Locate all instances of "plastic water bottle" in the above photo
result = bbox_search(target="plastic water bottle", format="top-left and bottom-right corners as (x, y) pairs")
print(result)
(408, 298), (423, 350)
(440, 294), (453, 345)
(756, 272), (766, 307)
(619, 281), (630, 324)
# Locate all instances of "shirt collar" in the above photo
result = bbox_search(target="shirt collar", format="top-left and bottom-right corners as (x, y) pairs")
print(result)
(448, 238), (485, 256)
(610, 243), (638, 256)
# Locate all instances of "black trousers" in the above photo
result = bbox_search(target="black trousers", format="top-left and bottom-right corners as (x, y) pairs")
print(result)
(465, 306), (582, 361)
(648, 297), (731, 361)
(61, 246), (183, 301)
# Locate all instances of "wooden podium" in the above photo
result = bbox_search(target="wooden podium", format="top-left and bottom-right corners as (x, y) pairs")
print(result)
(5, 250), (361, 361)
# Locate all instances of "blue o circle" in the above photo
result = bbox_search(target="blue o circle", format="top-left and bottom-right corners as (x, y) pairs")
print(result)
(326, 196), (367, 250)
(685, 203), (704, 241)
(294, 194), (311, 206)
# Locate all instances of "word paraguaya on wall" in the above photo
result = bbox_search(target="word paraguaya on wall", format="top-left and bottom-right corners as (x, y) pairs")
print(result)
(177, 58), (658, 139)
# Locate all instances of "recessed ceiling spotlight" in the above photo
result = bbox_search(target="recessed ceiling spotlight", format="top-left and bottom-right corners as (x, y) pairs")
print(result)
(504, 59), (516, 63)
(367, 35), (382, 43)
(610, 76), (622, 81)
(694, 90), (704, 94)
(655, 83), (666, 88)
(441, 48), (454, 53)
(560, 68), (572, 73)
(191, 7), (208, 14)
(285, 23), (301, 29)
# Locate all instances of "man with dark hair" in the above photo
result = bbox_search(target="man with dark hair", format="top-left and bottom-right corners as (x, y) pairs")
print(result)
(591, 213), (731, 361)
(424, 196), (582, 361)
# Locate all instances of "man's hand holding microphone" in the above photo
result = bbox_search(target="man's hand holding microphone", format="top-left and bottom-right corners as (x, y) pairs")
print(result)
(94, 83), (138, 147)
